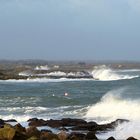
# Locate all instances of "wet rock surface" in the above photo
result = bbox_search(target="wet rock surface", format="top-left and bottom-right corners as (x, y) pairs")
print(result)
(0, 118), (136, 140)
(28, 118), (129, 133)
(126, 137), (138, 140)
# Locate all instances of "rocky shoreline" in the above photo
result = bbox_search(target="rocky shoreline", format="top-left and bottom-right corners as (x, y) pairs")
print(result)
(0, 118), (137, 140)
(0, 60), (140, 80)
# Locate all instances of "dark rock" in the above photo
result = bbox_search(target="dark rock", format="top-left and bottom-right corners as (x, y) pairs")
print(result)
(71, 121), (98, 131)
(26, 126), (41, 138)
(0, 119), (5, 127)
(61, 118), (87, 126)
(85, 131), (98, 140)
(59, 127), (69, 131)
(28, 118), (87, 128)
(28, 118), (39, 122)
(68, 132), (86, 140)
(96, 119), (129, 132)
(71, 119), (129, 132)
(107, 136), (116, 140)
(41, 129), (52, 133)
(40, 132), (60, 140)
(28, 118), (47, 127)
(110, 119), (129, 127)
(126, 137), (138, 140)
(58, 130), (68, 140)
(46, 119), (63, 128)
(4, 119), (17, 122)
(46, 118), (87, 128)
(13, 131), (27, 140)
(14, 123), (26, 134)
(27, 136), (39, 140)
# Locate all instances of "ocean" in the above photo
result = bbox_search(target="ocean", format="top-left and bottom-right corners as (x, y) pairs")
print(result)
(0, 66), (140, 139)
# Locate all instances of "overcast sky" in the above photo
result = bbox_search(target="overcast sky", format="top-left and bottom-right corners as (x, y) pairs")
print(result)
(0, 0), (140, 61)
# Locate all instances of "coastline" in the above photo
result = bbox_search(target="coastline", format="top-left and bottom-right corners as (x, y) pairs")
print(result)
(0, 60), (140, 80)
(0, 117), (137, 140)
(0, 61), (139, 139)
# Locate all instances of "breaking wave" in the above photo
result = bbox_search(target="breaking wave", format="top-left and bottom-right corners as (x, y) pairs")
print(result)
(91, 65), (139, 81)
(0, 105), (86, 124)
(86, 88), (140, 139)
(86, 88), (140, 122)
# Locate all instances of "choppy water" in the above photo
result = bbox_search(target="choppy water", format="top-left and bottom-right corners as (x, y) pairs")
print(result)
(0, 66), (140, 139)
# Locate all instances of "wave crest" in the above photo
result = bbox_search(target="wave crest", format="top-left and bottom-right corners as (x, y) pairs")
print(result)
(85, 88), (140, 122)
(91, 65), (139, 81)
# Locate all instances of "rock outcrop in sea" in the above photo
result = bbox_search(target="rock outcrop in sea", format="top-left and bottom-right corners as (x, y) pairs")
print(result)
(0, 118), (137, 140)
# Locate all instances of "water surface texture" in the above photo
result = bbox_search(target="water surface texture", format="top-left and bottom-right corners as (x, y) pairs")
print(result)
(0, 67), (140, 139)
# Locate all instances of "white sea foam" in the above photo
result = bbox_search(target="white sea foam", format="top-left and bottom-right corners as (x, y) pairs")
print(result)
(35, 71), (90, 78)
(86, 88), (140, 139)
(0, 106), (50, 124)
(40, 71), (67, 77)
(0, 114), (31, 123)
(0, 78), (92, 83)
(117, 69), (140, 72)
(18, 70), (33, 76)
(0, 106), (47, 114)
(34, 65), (50, 70)
(0, 105), (86, 123)
(91, 65), (139, 81)
(97, 121), (140, 140)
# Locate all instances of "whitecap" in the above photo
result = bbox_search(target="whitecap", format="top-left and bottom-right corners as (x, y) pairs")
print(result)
(91, 65), (139, 81)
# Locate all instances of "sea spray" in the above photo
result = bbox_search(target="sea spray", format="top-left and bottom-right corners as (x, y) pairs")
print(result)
(86, 88), (140, 139)
(97, 121), (140, 140)
(86, 88), (140, 122)
(91, 65), (139, 81)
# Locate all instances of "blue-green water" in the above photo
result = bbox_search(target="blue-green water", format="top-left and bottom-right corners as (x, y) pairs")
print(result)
(0, 68), (140, 139)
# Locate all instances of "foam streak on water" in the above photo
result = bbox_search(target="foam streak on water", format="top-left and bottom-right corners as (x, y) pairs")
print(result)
(0, 78), (92, 83)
